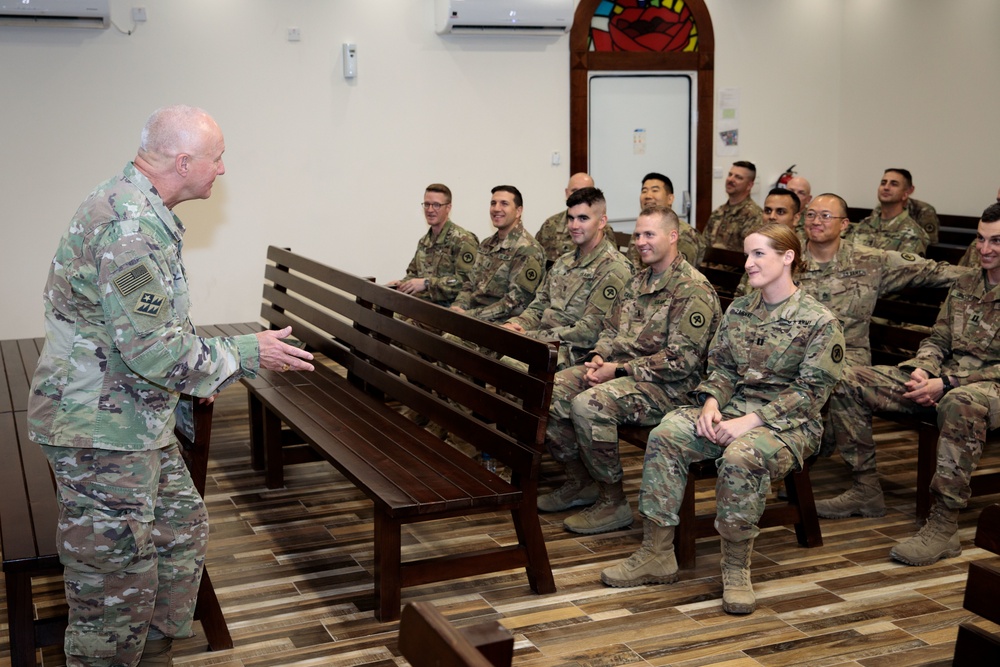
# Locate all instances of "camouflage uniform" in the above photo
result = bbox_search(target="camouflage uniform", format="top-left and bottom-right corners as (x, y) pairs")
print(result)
(735, 242), (970, 367)
(702, 197), (764, 258)
(828, 271), (1000, 510)
(507, 234), (632, 369)
(28, 163), (261, 666)
(626, 222), (703, 269)
(400, 219), (479, 307)
(846, 209), (929, 255)
(452, 222), (546, 323)
(546, 256), (721, 483)
(871, 198), (940, 245)
(638, 289), (845, 542)
(536, 209), (575, 263)
(959, 240), (980, 268)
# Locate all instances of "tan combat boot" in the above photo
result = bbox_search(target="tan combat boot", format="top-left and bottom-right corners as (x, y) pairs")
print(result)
(815, 470), (886, 519)
(138, 638), (173, 667)
(537, 458), (598, 512)
(563, 480), (633, 534)
(601, 519), (678, 587)
(890, 502), (961, 566)
(720, 538), (756, 615)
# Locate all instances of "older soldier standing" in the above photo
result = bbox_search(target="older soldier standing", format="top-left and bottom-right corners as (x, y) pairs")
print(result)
(451, 185), (545, 323)
(602, 223), (844, 616)
(387, 183), (478, 307)
(536, 172), (595, 264)
(504, 187), (632, 370)
(821, 203), (1000, 566)
(28, 105), (314, 667)
(537, 205), (721, 535)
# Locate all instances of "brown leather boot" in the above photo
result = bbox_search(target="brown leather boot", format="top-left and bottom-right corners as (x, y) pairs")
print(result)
(890, 501), (961, 566)
(537, 458), (598, 512)
(563, 480), (632, 534)
(720, 538), (756, 615)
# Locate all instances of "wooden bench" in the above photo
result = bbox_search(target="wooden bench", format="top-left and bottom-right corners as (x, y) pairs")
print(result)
(242, 246), (558, 622)
(1, 332), (236, 667)
(954, 503), (1000, 665)
(398, 602), (513, 667)
(617, 425), (822, 569)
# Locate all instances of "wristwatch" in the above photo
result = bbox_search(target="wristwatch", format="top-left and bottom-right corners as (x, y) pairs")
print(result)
(941, 375), (954, 393)
(614, 365), (629, 378)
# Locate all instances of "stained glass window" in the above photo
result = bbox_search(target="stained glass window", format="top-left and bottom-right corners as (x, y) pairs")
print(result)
(590, 0), (698, 52)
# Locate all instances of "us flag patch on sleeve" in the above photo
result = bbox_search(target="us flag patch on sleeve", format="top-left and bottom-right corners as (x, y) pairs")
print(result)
(113, 264), (152, 296)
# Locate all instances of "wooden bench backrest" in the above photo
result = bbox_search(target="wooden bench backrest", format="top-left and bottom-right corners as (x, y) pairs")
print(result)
(259, 246), (557, 474)
(398, 602), (503, 667)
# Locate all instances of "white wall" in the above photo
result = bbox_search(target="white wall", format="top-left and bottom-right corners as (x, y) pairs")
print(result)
(2, 0), (998, 339)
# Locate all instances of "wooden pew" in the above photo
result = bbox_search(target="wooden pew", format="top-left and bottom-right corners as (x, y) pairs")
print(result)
(953, 503), (1000, 665)
(242, 246), (558, 622)
(0, 332), (237, 667)
(398, 602), (513, 667)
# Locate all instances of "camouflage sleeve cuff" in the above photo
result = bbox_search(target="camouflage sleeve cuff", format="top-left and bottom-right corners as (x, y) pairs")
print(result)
(236, 333), (261, 378)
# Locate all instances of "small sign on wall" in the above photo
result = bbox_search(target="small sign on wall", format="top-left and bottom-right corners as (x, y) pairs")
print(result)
(633, 128), (646, 155)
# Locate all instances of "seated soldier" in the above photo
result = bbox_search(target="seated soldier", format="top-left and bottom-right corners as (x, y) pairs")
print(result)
(536, 172), (594, 264)
(537, 205), (721, 535)
(821, 203), (1000, 567)
(703, 161), (763, 255)
(504, 187), (632, 370)
(451, 185), (545, 323)
(387, 183), (478, 307)
(624, 172), (703, 267)
(601, 223), (844, 616)
(958, 185), (1000, 268)
(846, 169), (929, 255)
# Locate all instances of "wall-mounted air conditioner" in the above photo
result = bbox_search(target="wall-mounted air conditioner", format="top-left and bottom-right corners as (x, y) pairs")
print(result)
(435, 0), (574, 36)
(0, 0), (110, 29)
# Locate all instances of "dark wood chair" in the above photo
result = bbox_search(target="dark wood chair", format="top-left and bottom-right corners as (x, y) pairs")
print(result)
(953, 503), (1000, 665)
(398, 602), (513, 667)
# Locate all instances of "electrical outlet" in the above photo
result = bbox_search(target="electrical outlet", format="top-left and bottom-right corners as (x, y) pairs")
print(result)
(132, 7), (147, 22)
(287, 27), (301, 42)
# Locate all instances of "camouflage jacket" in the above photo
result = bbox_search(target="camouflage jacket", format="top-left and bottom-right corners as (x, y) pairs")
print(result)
(703, 197), (763, 255)
(402, 219), (479, 307)
(735, 242), (971, 366)
(695, 289), (844, 439)
(589, 255), (721, 388)
(846, 209), (929, 255)
(871, 198), (940, 244)
(959, 240), (980, 268)
(536, 209), (575, 263)
(452, 222), (546, 323)
(626, 222), (703, 269)
(903, 271), (1000, 384)
(28, 163), (260, 451)
(509, 235), (632, 355)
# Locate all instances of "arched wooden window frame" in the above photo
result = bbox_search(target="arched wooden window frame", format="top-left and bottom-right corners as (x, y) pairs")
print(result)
(569, 0), (715, 231)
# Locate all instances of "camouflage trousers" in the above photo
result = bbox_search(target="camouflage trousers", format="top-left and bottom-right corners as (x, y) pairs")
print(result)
(41, 442), (209, 667)
(638, 405), (804, 542)
(545, 365), (686, 484)
(829, 365), (1000, 509)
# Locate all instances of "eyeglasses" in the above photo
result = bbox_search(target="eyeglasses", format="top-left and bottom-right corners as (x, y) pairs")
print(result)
(805, 211), (847, 222)
(421, 202), (449, 211)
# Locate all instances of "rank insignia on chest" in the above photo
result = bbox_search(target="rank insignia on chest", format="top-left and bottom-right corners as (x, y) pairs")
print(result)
(971, 312), (982, 325)
(134, 291), (165, 317)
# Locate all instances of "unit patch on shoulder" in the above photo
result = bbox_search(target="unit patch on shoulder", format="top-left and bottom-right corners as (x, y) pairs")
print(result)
(134, 291), (166, 317)
(689, 311), (706, 328)
(603, 285), (618, 301)
(113, 263), (153, 296)
(462, 251), (475, 265)
(831, 344), (844, 364)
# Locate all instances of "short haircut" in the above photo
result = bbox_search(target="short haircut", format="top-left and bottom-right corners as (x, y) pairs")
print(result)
(566, 186), (606, 209)
(425, 183), (452, 204)
(641, 172), (674, 194)
(982, 203), (1000, 223)
(140, 104), (211, 155)
(638, 204), (680, 232)
(733, 160), (757, 180)
(813, 192), (849, 217)
(884, 168), (913, 188)
(747, 221), (805, 275)
(491, 185), (523, 209)
(767, 187), (800, 213)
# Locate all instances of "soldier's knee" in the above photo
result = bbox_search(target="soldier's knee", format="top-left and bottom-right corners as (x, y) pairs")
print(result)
(60, 511), (156, 575)
(720, 441), (761, 470)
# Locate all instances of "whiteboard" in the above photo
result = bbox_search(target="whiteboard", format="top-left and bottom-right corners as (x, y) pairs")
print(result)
(589, 73), (695, 231)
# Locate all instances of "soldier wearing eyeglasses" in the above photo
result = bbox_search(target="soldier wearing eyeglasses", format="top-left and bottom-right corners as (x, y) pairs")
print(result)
(387, 183), (479, 308)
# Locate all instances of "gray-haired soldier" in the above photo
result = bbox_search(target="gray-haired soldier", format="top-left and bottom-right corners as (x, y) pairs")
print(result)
(28, 106), (314, 667)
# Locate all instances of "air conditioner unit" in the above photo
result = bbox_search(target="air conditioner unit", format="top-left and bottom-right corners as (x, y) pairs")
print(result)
(0, 0), (110, 29)
(435, 0), (573, 35)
